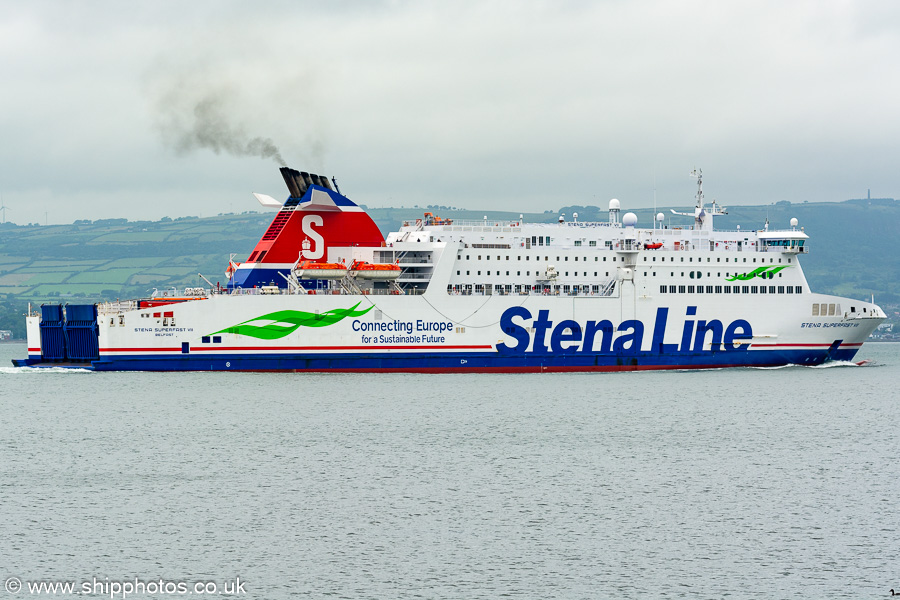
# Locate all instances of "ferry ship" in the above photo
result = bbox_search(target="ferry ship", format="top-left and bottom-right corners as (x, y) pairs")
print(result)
(14, 168), (886, 372)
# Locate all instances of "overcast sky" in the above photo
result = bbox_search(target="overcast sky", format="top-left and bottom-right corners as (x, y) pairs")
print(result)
(1, 0), (899, 225)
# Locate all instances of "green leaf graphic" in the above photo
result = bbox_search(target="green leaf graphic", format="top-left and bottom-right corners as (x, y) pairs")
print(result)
(725, 265), (788, 282)
(212, 302), (373, 340)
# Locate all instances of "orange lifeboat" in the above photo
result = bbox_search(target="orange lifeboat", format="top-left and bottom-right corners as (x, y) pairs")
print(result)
(294, 260), (348, 279)
(349, 259), (401, 280)
(645, 242), (664, 250)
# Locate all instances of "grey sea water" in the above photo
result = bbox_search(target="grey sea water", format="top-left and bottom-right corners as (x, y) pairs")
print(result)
(1, 342), (898, 599)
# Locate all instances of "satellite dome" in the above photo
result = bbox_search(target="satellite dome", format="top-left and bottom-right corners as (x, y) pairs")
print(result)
(622, 212), (638, 227)
(790, 217), (799, 227)
(609, 199), (620, 210)
(656, 212), (665, 222)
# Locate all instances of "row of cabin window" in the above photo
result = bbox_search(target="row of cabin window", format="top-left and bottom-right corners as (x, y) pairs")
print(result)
(464, 255), (618, 262)
(449, 284), (606, 294)
(460, 254), (791, 265)
(813, 303), (840, 316)
(455, 270), (785, 279)
(458, 270), (613, 277)
(660, 285), (803, 294)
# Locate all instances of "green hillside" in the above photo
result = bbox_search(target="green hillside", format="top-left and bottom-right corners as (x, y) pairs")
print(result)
(1, 199), (898, 338)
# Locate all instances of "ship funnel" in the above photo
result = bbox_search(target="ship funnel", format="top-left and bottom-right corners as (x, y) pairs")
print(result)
(300, 172), (314, 189)
(280, 167), (303, 198)
(291, 170), (308, 196)
(311, 174), (334, 191)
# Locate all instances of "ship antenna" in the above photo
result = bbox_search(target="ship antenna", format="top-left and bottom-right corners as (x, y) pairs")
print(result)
(331, 176), (342, 195)
(690, 168), (703, 208)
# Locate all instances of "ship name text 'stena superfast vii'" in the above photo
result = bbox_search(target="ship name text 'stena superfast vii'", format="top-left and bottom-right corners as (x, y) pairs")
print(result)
(15, 167), (886, 372)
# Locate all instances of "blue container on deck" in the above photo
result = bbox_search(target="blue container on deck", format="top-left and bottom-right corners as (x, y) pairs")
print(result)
(64, 304), (100, 362)
(39, 304), (67, 361)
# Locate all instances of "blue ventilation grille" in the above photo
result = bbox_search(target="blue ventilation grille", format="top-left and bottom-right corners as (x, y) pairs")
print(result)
(63, 304), (100, 362)
(39, 305), (67, 361)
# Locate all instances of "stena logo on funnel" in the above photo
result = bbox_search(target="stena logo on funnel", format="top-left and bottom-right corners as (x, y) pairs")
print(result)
(300, 215), (325, 259)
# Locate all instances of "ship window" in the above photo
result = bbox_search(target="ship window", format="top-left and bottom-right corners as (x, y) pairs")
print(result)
(733, 286), (740, 294)
(669, 285), (676, 293)
(546, 237), (550, 245)
(707, 258), (711, 262)
(778, 286), (785, 293)
(678, 285), (686, 293)
(478, 271), (481, 275)
(202, 336), (210, 343)
(715, 286), (723, 293)
(689, 271), (694, 279)
(769, 286), (776, 293)
(497, 256), (500, 260)
(688, 285), (695, 293)
(707, 286), (714, 293)
(681, 257), (684, 262)
(517, 271), (520, 276)
(795, 286), (802, 293)
(594, 272), (598, 276)
(595, 257), (598, 261)
(538, 237), (543, 246)
(717, 258), (720, 262)
(590, 241), (597, 247)
(742, 286), (750, 293)
(257, 250), (267, 261)
(486, 256), (489, 260)
(565, 256), (568, 261)
(575, 241), (582, 247)
(696, 286), (703, 294)
(660, 286), (667, 293)
(653, 257), (656, 262)
(506, 271), (509, 275)
(457, 271), (460, 275)
(812, 304), (819, 316)
(788, 259), (792, 263)
(753, 286), (760, 293)
(829, 304), (836, 316)
(653, 272), (657, 277)
(466, 271), (470, 275)
(248, 251), (259, 262)
(213, 336), (221, 343)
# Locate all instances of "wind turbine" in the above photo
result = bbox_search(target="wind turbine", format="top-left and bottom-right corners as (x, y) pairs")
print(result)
(0, 195), (10, 224)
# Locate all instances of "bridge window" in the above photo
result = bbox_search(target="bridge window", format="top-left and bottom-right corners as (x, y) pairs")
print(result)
(778, 286), (785, 293)
(795, 286), (802, 293)
(678, 285), (686, 293)
(660, 285), (667, 293)
(669, 285), (676, 293)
